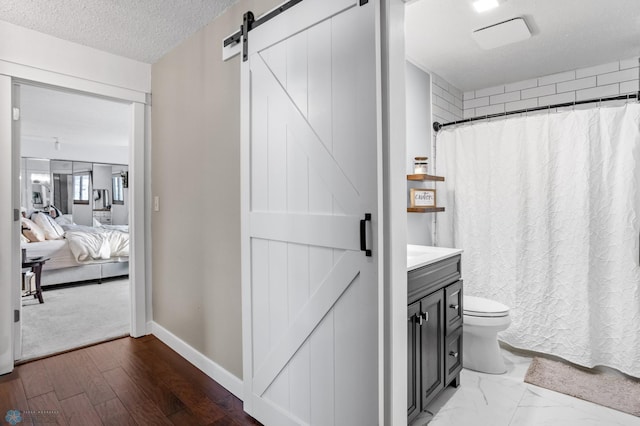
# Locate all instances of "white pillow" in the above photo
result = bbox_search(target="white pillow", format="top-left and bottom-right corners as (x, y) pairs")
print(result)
(32, 212), (65, 240)
(20, 234), (30, 244)
(21, 217), (45, 242)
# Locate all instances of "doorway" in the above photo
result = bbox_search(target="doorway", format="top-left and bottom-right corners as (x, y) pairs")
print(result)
(0, 77), (148, 372)
(16, 83), (133, 361)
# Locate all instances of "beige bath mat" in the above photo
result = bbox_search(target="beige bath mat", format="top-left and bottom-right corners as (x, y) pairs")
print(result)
(524, 356), (640, 417)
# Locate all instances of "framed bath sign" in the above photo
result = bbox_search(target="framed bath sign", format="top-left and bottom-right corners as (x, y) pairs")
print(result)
(410, 188), (437, 208)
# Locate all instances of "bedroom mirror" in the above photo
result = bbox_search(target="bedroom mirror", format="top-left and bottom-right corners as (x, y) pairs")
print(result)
(71, 162), (93, 226)
(50, 160), (72, 214)
(21, 158), (51, 212)
(110, 165), (128, 225)
(111, 165), (128, 206)
(93, 189), (110, 210)
(72, 161), (92, 205)
(21, 158), (129, 227)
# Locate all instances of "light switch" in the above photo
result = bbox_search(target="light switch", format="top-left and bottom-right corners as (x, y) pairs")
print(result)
(154, 196), (160, 212)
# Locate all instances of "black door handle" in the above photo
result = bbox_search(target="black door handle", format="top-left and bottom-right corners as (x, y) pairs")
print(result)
(360, 213), (372, 257)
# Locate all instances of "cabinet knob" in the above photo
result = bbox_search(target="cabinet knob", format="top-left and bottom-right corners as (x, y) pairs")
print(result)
(416, 311), (428, 325)
(449, 304), (459, 311)
(449, 351), (459, 358)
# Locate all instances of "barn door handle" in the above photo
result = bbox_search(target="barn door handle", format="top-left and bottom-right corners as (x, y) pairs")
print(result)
(360, 213), (372, 257)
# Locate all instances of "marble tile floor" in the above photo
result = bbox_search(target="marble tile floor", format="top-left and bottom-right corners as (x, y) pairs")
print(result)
(411, 347), (640, 426)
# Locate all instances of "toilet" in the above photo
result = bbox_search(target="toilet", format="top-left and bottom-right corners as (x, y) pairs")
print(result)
(462, 295), (511, 374)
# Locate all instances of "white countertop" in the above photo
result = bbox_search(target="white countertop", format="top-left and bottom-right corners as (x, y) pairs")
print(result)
(407, 244), (463, 271)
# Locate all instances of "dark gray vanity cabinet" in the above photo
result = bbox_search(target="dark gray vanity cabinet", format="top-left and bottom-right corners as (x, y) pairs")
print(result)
(408, 255), (463, 423)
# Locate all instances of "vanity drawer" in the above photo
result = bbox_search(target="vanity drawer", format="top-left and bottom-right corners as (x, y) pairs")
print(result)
(445, 327), (463, 385)
(445, 280), (463, 335)
(408, 255), (461, 304)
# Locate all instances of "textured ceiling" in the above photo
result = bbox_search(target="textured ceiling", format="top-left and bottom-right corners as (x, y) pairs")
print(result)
(406, 0), (640, 91)
(0, 0), (239, 63)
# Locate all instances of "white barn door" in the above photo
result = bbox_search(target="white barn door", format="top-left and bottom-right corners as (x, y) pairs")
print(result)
(240, 0), (381, 424)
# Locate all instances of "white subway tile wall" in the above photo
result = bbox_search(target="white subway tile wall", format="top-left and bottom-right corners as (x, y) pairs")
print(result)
(504, 78), (537, 93)
(431, 72), (464, 125)
(556, 77), (596, 93)
(538, 70), (576, 86)
(476, 103), (505, 116)
(521, 84), (556, 100)
(538, 91), (575, 107)
(463, 57), (639, 119)
(505, 98), (538, 113)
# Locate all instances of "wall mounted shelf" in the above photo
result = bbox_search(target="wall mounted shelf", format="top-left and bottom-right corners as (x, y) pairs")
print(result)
(407, 174), (446, 213)
(407, 207), (446, 213)
(407, 174), (445, 182)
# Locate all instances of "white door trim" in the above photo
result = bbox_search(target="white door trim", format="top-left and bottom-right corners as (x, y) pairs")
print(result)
(11, 82), (22, 360)
(129, 101), (147, 338)
(0, 75), (149, 374)
(381, 0), (408, 423)
(0, 75), (16, 375)
(0, 60), (146, 104)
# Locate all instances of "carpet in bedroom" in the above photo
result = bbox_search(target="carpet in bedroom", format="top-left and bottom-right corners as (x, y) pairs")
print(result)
(20, 278), (129, 361)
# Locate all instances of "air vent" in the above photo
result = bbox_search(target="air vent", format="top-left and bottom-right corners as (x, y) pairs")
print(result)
(472, 17), (531, 50)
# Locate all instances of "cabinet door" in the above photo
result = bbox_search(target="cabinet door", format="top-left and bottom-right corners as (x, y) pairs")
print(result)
(445, 280), (463, 335)
(420, 290), (444, 408)
(408, 301), (421, 422)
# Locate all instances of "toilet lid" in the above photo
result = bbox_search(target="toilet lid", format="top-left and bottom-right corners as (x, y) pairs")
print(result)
(464, 295), (509, 317)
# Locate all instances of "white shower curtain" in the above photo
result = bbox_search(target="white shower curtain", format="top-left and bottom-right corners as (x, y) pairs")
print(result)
(436, 104), (640, 377)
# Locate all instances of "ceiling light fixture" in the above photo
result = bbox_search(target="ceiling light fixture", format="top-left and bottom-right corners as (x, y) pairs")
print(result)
(473, 0), (500, 13)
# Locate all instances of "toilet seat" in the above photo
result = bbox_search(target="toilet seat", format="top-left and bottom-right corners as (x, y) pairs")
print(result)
(464, 295), (509, 318)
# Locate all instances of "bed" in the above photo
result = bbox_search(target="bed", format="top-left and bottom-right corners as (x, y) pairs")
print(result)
(22, 218), (129, 287)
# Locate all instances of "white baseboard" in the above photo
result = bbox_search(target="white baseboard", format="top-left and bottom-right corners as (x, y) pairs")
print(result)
(149, 321), (243, 400)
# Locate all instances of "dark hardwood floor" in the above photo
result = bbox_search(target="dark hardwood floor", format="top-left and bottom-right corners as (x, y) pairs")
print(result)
(0, 335), (262, 425)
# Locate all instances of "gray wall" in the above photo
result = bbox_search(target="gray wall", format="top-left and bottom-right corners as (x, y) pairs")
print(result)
(151, 0), (282, 379)
(406, 61), (433, 246)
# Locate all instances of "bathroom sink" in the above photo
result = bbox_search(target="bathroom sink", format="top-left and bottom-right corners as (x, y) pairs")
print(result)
(407, 244), (463, 271)
(407, 247), (441, 258)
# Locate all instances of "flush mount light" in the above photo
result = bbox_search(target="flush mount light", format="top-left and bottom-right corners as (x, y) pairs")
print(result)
(473, 0), (500, 13)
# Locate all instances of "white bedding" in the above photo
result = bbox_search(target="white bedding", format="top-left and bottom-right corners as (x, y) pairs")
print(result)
(23, 228), (129, 269)
(22, 240), (77, 270)
(61, 223), (129, 234)
(65, 230), (129, 263)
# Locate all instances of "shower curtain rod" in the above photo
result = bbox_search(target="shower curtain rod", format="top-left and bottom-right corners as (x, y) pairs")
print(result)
(433, 92), (639, 132)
